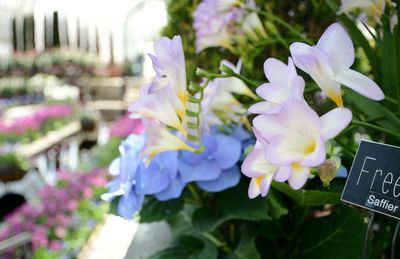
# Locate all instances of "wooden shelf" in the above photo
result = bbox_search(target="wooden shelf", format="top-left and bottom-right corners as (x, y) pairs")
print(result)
(15, 121), (81, 158)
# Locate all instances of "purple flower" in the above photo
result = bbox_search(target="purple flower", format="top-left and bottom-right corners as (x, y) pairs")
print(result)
(179, 133), (241, 192)
(109, 114), (144, 138)
(193, 0), (267, 53)
(290, 23), (384, 107)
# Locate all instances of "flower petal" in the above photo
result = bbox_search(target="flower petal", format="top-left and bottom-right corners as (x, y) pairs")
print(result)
(320, 107), (352, 140)
(266, 134), (309, 165)
(288, 164), (310, 190)
(274, 165), (291, 182)
(135, 163), (170, 195)
(278, 100), (321, 133)
(264, 58), (296, 86)
(253, 114), (289, 141)
(335, 68), (385, 100)
(118, 186), (144, 219)
(155, 176), (186, 201)
(241, 149), (277, 178)
(289, 42), (313, 72)
(179, 159), (221, 183)
(197, 166), (241, 192)
(213, 134), (242, 169)
(300, 136), (326, 167)
(248, 178), (261, 199)
(108, 158), (121, 176)
(316, 23), (354, 70)
(260, 175), (274, 197)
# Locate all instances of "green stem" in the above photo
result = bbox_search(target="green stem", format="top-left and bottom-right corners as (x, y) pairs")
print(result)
(352, 120), (400, 139)
(247, 8), (313, 45)
(202, 233), (232, 253)
(334, 138), (355, 157)
(187, 183), (203, 206)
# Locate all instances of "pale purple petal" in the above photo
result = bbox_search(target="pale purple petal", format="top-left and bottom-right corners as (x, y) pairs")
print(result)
(288, 165), (311, 190)
(320, 107), (353, 140)
(335, 69), (385, 100)
(248, 178), (261, 199)
(252, 127), (269, 147)
(290, 76), (306, 100)
(248, 101), (281, 114)
(266, 135), (305, 165)
(241, 149), (277, 178)
(317, 23), (354, 70)
(264, 58), (294, 86)
(253, 114), (289, 141)
(260, 175), (274, 197)
(278, 100), (321, 133)
(300, 136), (326, 167)
(274, 165), (291, 182)
(290, 42), (313, 72)
(197, 166), (241, 192)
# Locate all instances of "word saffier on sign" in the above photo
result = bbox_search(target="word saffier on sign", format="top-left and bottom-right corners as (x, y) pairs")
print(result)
(342, 140), (400, 220)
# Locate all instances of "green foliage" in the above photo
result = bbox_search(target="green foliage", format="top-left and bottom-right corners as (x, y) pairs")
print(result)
(92, 137), (122, 168)
(272, 182), (341, 206)
(298, 207), (365, 258)
(139, 196), (184, 223)
(149, 235), (218, 259)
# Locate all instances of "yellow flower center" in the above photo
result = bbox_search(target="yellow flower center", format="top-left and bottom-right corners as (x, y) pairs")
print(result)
(292, 162), (302, 171)
(304, 141), (316, 154)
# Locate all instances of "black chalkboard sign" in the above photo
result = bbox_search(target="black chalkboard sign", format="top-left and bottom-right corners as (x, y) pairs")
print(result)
(341, 140), (400, 220)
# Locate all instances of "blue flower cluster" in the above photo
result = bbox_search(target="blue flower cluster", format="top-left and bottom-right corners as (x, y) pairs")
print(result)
(102, 127), (251, 219)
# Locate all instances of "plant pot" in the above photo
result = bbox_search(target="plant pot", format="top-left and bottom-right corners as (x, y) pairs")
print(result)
(0, 164), (26, 182)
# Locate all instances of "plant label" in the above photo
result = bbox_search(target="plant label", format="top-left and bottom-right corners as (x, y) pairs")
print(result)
(341, 140), (400, 219)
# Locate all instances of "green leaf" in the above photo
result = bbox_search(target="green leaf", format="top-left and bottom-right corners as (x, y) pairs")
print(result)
(229, 224), (261, 259)
(345, 90), (400, 142)
(299, 206), (365, 259)
(140, 196), (184, 223)
(192, 182), (272, 232)
(149, 235), (218, 259)
(272, 182), (340, 206)
(266, 191), (288, 220)
(231, 240), (261, 259)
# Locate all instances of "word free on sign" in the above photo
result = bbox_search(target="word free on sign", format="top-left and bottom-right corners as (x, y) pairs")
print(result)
(341, 140), (400, 219)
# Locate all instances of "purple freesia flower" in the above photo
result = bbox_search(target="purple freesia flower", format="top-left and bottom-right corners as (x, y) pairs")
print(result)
(179, 133), (241, 192)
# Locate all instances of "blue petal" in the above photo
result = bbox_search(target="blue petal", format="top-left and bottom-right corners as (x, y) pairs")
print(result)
(197, 166), (241, 192)
(118, 186), (144, 219)
(232, 127), (251, 142)
(155, 176), (186, 201)
(155, 151), (178, 179)
(120, 155), (141, 182)
(108, 157), (121, 176)
(121, 134), (146, 154)
(106, 177), (122, 193)
(337, 166), (348, 178)
(213, 134), (241, 169)
(181, 134), (216, 165)
(179, 159), (221, 183)
(136, 163), (170, 195)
